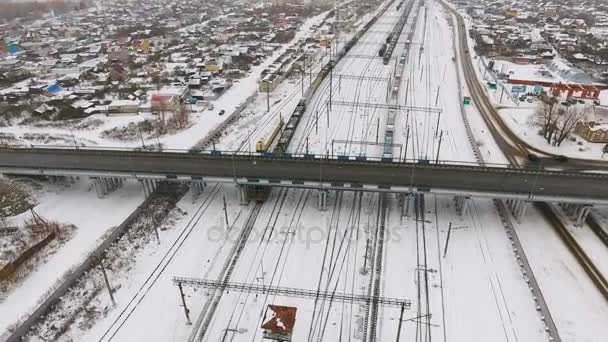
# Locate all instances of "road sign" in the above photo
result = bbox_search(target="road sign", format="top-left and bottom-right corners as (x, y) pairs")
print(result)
(511, 85), (527, 94)
(463, 96), (472, 105)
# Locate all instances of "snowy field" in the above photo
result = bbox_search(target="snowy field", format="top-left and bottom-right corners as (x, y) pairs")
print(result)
(0, 178), (144, 334)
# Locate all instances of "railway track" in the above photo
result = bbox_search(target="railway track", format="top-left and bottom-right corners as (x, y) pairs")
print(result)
(361, 193), (387, 342)
(537, 202), (608, 301)
(99, 184), (222, 341)
(188, 202), (263, 342)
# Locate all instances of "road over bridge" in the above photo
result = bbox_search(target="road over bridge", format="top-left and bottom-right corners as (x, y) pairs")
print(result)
(0, 147), (607, 204)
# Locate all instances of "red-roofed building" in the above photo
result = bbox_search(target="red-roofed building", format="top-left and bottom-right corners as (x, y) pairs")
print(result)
(261, 305), (297, 341)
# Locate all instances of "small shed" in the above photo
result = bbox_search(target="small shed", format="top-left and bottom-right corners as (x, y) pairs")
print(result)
(261, 305), (297, 341)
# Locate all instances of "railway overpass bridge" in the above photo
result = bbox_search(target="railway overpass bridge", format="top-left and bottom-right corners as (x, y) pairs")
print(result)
(0, 147), (607, 219)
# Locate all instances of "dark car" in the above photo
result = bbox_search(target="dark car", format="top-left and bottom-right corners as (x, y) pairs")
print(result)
(553, 154), (568, 162)
(219, 109), (225, 116)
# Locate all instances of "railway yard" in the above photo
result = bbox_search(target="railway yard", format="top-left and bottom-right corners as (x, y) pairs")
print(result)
(1, 0), (608, 341)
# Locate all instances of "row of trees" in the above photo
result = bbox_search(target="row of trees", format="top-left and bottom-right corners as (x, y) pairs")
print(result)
(536, 95), (588, 146)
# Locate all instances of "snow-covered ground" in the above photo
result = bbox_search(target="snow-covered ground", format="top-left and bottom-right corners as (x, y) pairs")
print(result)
(0, 178), (144, 334)
(512, 205), (608, 342)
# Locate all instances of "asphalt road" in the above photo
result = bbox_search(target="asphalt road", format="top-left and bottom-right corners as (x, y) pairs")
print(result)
(0, 148), (607, 203)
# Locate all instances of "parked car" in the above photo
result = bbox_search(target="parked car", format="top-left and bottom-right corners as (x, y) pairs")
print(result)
(219, 109), (225, 116)
(208, 104), (214, 110)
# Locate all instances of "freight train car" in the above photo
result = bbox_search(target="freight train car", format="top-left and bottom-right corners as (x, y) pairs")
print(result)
(274, 100), (306, 153)
(379, 44), (387, 57)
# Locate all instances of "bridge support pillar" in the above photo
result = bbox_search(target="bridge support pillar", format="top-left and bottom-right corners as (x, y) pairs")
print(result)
(560, 203), (592, 227)
(454, 196), (469, 217)
(191, 181), (205, 199)
(237, 185), (249, 205)
(140, 179), (157, 198)
(92, 177), (123, 198)
(507, 199), (528, 224)
(318, 190), (328, 211)
(398, 193), (413, 217)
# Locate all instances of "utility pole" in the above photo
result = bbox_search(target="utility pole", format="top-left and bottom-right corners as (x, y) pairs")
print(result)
(435, 85), (441, 106)
(309, 57), (312, 85)
(315, 110), (319, 135)
(301, 66), (304, 96)
(153, 214), (160, 245)
(306, 137), (309, 155)
(443, 222), (453, 257)
(266, 81), (270, 112)
(223, 196), (229, 228)
(396, 302), (406, 342)
(404, 78), (410, 106)
(500, 87), (505, 103)
(177, 283), (192, 325)
(326, 102), (330, 128)
(434, 111), (441, 137)
(363, 238), (370, 273)
(329, 66), (333, 110)
(99, 260), (115, 305)
(375, 117), (380, 144)
(138, 127), (146, 149)
(435, 130), (443, 163)
(404, 126), (409, 161)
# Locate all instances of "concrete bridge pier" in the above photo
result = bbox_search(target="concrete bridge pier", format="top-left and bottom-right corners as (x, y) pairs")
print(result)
(560, 203), (592, 227)
(507, 199), (528, 224)
(92, 177), (124, 198)
(237, 184), (249, 205)
(191, 181), (205, 199)
(397, 193), (413, 217)
(454, 196), (470, 217)
(140, 179), (157, 198)
(318, 190), (329, 211)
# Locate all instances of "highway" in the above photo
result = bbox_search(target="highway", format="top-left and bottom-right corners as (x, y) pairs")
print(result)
(0, 147), (607, 204)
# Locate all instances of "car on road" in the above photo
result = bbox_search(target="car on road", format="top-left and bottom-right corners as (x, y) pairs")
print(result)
(219, 109), (225, 116)
(553, 154), (568, 162)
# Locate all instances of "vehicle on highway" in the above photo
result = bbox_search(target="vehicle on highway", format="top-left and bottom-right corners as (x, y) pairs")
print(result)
(219, 109), (225, 116)
(527, 153), (539, 163)
(553, 154), (569, 162)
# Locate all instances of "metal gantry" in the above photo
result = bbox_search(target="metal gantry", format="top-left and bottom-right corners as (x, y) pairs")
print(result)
(173, 277), (411, 308)
(331, 100), (442, 113)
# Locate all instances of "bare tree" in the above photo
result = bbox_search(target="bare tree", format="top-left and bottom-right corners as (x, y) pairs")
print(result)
(536, 95), (559, 144)
(172, 100), (190, 129)
(552, 105), (588, 146)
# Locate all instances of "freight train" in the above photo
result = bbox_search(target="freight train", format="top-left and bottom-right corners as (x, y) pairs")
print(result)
(274, 100), (306, 154)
